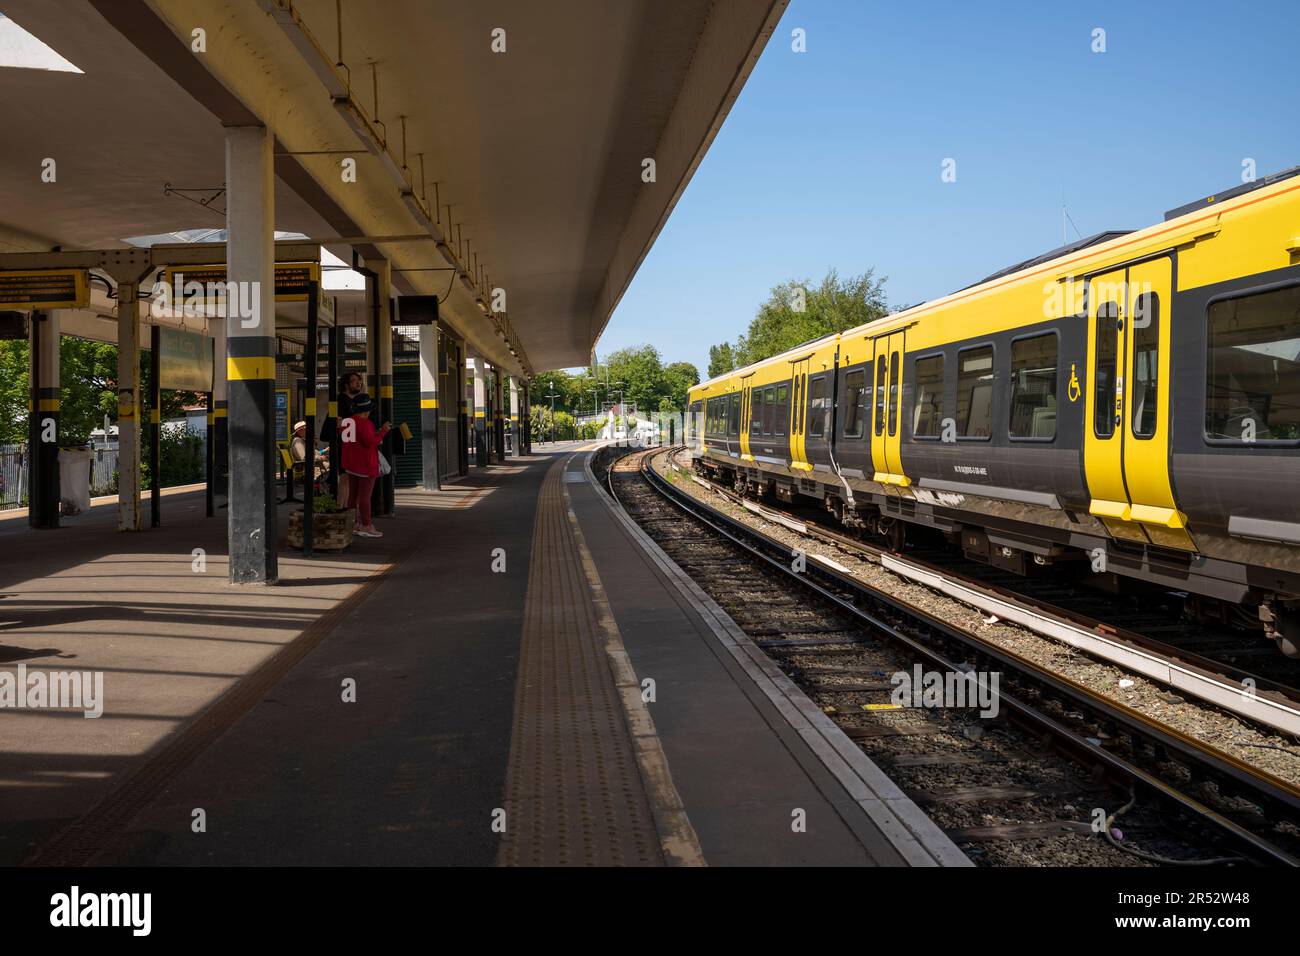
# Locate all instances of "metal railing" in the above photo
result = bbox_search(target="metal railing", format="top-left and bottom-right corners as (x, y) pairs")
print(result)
(0, 444), (119, 511)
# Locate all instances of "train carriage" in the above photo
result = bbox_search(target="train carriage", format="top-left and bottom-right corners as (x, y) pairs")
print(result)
(690, 166), (1300, 656)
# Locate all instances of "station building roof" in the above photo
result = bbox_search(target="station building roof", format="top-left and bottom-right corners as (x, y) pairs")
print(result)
(0, 0), (787, 377)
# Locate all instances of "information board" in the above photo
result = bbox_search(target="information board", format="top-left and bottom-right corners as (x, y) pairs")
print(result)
(157, 327), (214, 392)
(0, 269), (89, 309)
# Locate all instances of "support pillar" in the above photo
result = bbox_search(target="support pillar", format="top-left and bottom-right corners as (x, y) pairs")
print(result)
(117, 285), (142, 531)
(493, 372), (506, 461)
(470, 354), (487, 468)
(212, 316), (228, 501)
(418, 323), (440, 490)
(28, 309), (59, 528)
(508, 377), (519, 456)
(225, 125), (278, 584)
(149, 323), (161, 527)
(327, 320), (341, 500)
(364, 261), (394, 516)
(521, 382), (531, 454)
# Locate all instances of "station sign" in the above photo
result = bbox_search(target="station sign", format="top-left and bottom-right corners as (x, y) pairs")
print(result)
(157, 327), (214, 393)
(0, 269), (90, 309)
(274, 389), (291, 445)
(159, 262), (322, 303)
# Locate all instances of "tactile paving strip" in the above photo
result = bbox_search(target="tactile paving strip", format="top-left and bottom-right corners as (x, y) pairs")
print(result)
(497, 461), (664, 866)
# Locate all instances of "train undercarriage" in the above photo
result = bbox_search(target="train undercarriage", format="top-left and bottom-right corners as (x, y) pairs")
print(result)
(693, 454), (1300, 659)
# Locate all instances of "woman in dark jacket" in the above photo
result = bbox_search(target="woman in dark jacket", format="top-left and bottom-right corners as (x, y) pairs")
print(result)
(340, 392), (390, 538)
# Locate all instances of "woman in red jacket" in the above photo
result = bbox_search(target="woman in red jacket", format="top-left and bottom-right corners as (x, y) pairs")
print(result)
(340, 393), (390, 538)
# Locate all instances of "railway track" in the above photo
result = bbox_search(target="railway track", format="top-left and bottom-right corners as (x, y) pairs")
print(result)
(604, 445), (1300, 866)
(687, 457), (1300, 741)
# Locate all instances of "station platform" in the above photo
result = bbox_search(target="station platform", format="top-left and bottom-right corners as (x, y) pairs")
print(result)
(1, 443), (966, 867)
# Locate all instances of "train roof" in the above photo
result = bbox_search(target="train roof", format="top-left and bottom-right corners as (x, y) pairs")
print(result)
(693, 163), (1300, 394)
(1163, 163), (1300, 221)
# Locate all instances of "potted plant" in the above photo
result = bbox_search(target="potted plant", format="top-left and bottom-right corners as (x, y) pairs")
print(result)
(287, 493), (355, 550)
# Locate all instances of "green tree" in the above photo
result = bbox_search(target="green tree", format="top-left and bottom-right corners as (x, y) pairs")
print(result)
(1, 336), (208, 447)
(661, 361), (700, 412)
(0, 341), (28, 445)
(709, 268), (890, 373)
(707, 342), (736, 379)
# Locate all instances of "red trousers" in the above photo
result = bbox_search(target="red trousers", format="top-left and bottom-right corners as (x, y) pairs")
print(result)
(347, 473), (377, 526)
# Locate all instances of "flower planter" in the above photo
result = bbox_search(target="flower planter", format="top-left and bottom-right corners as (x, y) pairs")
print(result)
(287, 507), (354, 550)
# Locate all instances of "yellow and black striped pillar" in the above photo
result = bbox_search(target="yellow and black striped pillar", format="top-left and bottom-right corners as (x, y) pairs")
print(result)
(28, 309), (59, 529)
(364, 262), (395, 516)
(470, 355), (488, 468)
(225, 125), (278, 584)
(520, 381), (531, 455)
(417, 323), (440, 490)
(492, 371), (506, 461)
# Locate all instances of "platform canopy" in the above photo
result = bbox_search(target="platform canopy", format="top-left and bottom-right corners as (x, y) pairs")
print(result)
(0, 0), (786, 375)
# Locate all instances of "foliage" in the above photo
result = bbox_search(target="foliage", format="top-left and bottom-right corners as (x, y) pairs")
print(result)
(527, 343), (699, 425)
(707, 342), (737, 379)
(0, 341), (26, 445)
(0, 337), (205, 447)
(312, 493), (342, 514)
(529, 405), (578, 442)
(140, 429), (205, 490)
(709, 268), (890, 374)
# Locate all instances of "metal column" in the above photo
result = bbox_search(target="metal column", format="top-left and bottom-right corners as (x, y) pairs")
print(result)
(303, 282), (317, 557)
(493, 372), (506, 461)
(327, 319), (341, 501)
(117, 283), (142, 531)
(212, 317), (228, 502)
(149, 323), (161, 527)
(224, 126), (278, 584)
(418, 323), (440, 490)
(28, 309), (59, 529)
(364, 262), (394, 516)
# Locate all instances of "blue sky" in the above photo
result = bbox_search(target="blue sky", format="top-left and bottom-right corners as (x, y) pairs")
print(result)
(596, 0), (1300, 376)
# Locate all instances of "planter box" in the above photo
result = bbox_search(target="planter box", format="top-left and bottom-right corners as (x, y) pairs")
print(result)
(287, 507), (354, 550)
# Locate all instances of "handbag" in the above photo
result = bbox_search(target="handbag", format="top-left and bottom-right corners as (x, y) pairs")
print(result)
(378, 451), (392, 476)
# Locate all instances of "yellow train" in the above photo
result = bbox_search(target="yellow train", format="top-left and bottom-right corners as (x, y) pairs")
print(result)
(689, 166), (1300, 656)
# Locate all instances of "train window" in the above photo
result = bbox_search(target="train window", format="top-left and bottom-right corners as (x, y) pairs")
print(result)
(729, 392), (740, 436)
(912, 355), (944, 438)
(775, 384), (789, 436)
(844, 369), (867, 438)
(1132, 294), (1159, 438)
(761, 387), (772, 436)
(750, 390), (761, 435)
(1205, 284), (1300, 443)
(873, 356), (887, 436)
(1009, 333), (1058, 440)
(887, 351), (901, 437)
(1095, 301), (1119, 438)
(809, 375), (828, 438)
(956, 346), (994, 438)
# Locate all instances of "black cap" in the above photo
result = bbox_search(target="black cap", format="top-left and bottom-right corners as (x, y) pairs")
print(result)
(351, 393), (374, 414)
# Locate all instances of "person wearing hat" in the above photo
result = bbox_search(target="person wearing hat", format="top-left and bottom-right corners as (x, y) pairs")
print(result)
(340, 392), (391, 538)
(290, 420), (311, 465)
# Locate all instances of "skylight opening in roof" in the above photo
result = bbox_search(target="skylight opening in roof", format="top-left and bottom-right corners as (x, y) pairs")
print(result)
(0, 13), (84, 73)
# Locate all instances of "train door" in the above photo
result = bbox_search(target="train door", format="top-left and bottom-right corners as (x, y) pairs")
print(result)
(1084, 260), (1195, 550)
(869, 331), (909, 486)
(739, 374), (755, 461)
(790, 357), (812, 471)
